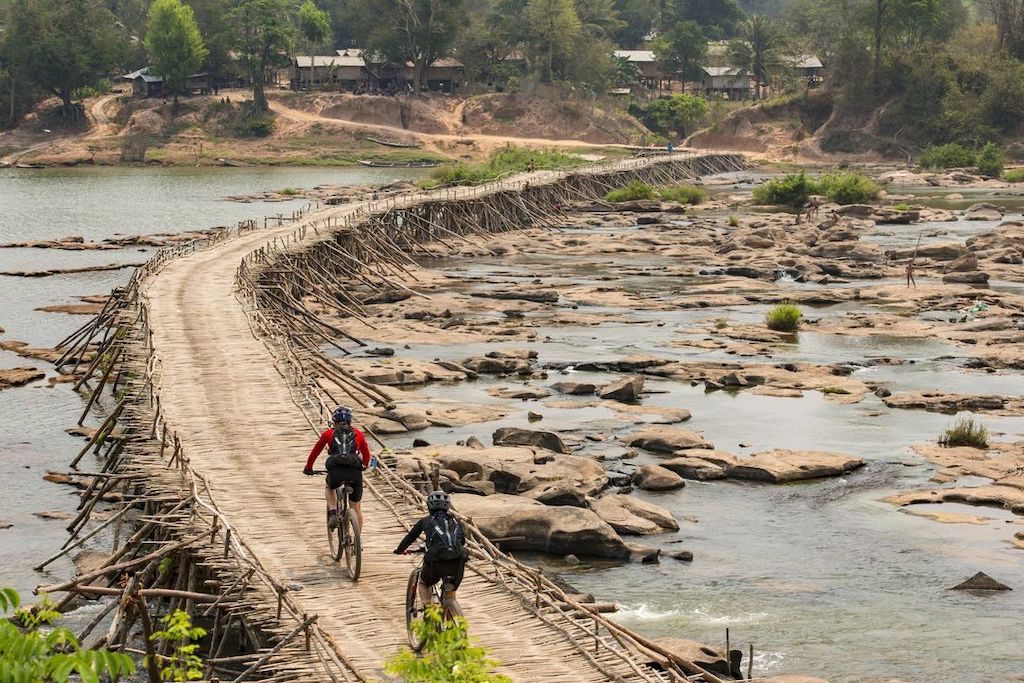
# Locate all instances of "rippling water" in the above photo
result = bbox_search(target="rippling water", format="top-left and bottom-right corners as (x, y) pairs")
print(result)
(0, 165), (424, 598)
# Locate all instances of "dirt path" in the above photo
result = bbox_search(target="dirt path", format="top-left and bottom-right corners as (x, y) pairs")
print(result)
(141, 192), (645, 681)
(269, 96), (627, 156)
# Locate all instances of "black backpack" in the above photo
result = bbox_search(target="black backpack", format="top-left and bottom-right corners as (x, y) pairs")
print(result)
(424, 512), (465, 562)
(327, 427), (361, 469)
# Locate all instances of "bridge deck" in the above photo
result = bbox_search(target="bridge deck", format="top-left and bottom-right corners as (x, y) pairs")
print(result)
(142, 196), (656, 681)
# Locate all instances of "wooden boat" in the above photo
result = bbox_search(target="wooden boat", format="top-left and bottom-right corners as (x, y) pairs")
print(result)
(217, 158), (252, 167)
(366, 136), (421, 149)
(356, 159), (439, 168)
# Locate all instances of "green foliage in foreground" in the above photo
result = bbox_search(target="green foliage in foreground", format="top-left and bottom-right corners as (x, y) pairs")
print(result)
(604, 182), (707, 204)
(1004, 168), (1024, 183)
(765, 302), (802, 332)
(385, 605), (510, 682)
(939, 418), (989, 448)
(424, 147), (583, 187)
(976, 142), (1005, 177)
(753, 172), (880, 207)
(0, 587), (136, 683)
(148, 610), (207, 682)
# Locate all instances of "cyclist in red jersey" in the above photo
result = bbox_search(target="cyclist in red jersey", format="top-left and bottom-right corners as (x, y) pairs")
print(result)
(304, 406), (373, 530)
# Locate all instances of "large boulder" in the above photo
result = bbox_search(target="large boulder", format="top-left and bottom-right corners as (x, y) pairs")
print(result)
(965, 203), (1004, 221)
(887, 242), (966, 261)
(728, 450), (864, 482)
(597, 375), (645, 402)
(493, 427), (570, 454)
(950, 571), (1012, 591)
(942, 271), (990, 284)
(627, 427), (713, 453)
(378, 407), (431, 430)
(591, 494), (679, 535)
(524, 483), (588, 507)
(633, 465), (686, 491)
(551, 381), (597, 395)
(649, 639), (730, 678)
(463, 356), (533, 375)
(944, 252), (979, 272)
(660, 452), (731, 480)
(451, 493), (630, 558)
(401, 445), (608, 495)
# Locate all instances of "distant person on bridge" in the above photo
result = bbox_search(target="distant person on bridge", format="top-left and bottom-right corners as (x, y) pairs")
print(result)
(304, 406), (374, 530)
(394, 490), (467, 617)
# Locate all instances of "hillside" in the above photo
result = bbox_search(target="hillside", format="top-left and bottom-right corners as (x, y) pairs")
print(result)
(0, 90), (648, 167)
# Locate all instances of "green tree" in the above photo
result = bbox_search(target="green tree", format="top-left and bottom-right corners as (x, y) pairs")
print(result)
(525, 0), (581, 82)
(664, 0), (745, 38)
(2, 0), (124, 116)
(297, 0), (331, 88)
(0, 587), (136, 682)
(232, 0), (295, 112)
(385, 605), (511, 683)
(577, 0), (626, 40)
(868, 0), (940, 92)
(628, 93), (708, 137)
(347, 0), (465, 91)
(976, 141), (1006, 176)
(651, 20), (707, 83)
(728, 15), (786, 98)
(612, 0), (658, 47)
(188, 0), (234, 91)
(147, 610), (207, 682)
(145, 0), (208, 105)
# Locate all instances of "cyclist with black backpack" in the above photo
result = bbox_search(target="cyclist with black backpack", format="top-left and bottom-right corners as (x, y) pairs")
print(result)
(393, 490), (467, 616)
(304, 406), (374, 531)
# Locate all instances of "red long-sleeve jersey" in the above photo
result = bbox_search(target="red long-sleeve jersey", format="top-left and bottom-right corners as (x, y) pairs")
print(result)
(305, 427), (372, 471)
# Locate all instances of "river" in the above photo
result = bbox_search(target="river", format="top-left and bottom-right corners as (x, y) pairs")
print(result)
(1, 168), (1022, 682)
(0, 165), (425, 600)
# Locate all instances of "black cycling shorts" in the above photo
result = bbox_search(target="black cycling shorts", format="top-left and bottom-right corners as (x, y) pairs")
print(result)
(421, 558), (465, 591)
(326, 465), (363, 502)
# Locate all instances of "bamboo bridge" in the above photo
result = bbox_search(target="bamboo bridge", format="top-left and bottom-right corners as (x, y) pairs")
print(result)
(41, 152), (750, 682)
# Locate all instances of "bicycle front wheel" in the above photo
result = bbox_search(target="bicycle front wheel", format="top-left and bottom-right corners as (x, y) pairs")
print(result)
(406, 569), (427, 652)
(342, 510), (361, 581)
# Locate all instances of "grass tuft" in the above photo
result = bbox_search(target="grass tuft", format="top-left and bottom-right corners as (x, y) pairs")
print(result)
(1003, 168), (1024, 183)
(659, 184), (707, 204)
(425, 146), (583, 187)
(939, 418), (989, 448)
(605, 180), (656, 202)
(821, 386), (851, 395)
(765, 302), (802, 332)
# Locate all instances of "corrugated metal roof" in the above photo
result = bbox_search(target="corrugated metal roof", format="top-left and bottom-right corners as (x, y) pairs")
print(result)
(702, 66), (746, 77)
(294, 56), (354, 68)
(792, 55), (823, 69)
(613, 50), (656, 63)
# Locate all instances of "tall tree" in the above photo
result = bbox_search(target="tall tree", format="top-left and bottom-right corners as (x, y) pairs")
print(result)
(145, 0), (208, 104)
(2, 0), (124, 116)
(347, 0), (465, 91)
(868, 0), (939, 92)
(980, 0), (1024, 56)
(651, 20), (707, 83)
(524, 0), (581, 82)
(298, 0), (331, 88)
(189, 0), (234, 88)
(728, 14), (785, 98)
(232, 0), (295, 112)
(612, 0), (657, 47)
(664, 0), (745, 38)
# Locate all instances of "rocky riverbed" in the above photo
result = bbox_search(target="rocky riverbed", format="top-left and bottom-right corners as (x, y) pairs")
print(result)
(304, 173), (1024, 681)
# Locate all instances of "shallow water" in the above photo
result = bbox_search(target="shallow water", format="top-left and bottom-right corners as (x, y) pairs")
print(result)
(0, 165), (424, 598)
(375, 205), (1024, 681)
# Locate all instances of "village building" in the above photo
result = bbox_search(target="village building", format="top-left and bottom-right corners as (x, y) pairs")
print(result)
(612, 50), (672, 91)
(122, 67), (210, 98)
(401, 58), (464, 92)
(700, 66), (752, 99)
(791, 55), (825, 87)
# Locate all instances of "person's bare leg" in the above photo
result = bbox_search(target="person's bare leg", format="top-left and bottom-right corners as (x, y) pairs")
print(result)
(442, 589), (463, 618)
(352, 501), (363, 530)
(325, 485), (337, 514)
(418, 580), (432, 606)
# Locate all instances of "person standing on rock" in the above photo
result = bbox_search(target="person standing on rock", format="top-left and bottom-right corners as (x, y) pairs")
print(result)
(906, 258), (917, 288)
(304, 406), (374, 531)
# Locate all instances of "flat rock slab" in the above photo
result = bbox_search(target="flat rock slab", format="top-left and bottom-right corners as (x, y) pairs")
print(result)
(627, 426), (712, 453)
(633, 464), (686, 491)
(487, 386), (552, 400)
(550, 381), (597, 395)
(451, 493), (629, 559)
(337, 357), (468, 385)
(661, 449), (863, 483)
(883, 391), (1012, 414)
(492, 427), (569, 454)
(598, 375), (645, 402)
(0, 367), (45, 390)
(591, 494), (677, 535)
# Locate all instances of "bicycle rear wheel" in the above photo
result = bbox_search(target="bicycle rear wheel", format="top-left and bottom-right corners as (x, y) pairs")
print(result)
(406, 570), (427, 652)
(342, 509), (361, 581)
(327, 510), (342, 562)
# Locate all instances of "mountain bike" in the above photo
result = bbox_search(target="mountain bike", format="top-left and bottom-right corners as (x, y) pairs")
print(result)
(311, 470), (361, 581)
(404, 546), (463, 652)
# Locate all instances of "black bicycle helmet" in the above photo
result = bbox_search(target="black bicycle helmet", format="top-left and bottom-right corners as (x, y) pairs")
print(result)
(332, 406), (353, 423)
(426, 490), (451, 512)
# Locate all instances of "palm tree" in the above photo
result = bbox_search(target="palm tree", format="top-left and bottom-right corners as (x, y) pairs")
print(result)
(728, 15), (786, 99)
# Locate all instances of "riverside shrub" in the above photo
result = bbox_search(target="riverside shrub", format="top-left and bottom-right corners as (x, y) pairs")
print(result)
(919, 143), (976, 169)
(976, 142), (1005, 177)
(939, 418), (989, 448)
(765, 302), (801, 331)
(1003, 168), (1024, 182)
(605, 181), (656, 201)
(753, 172), (879, 206)
(658, 184), (707, 204)
(752, 172), (815, 207)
